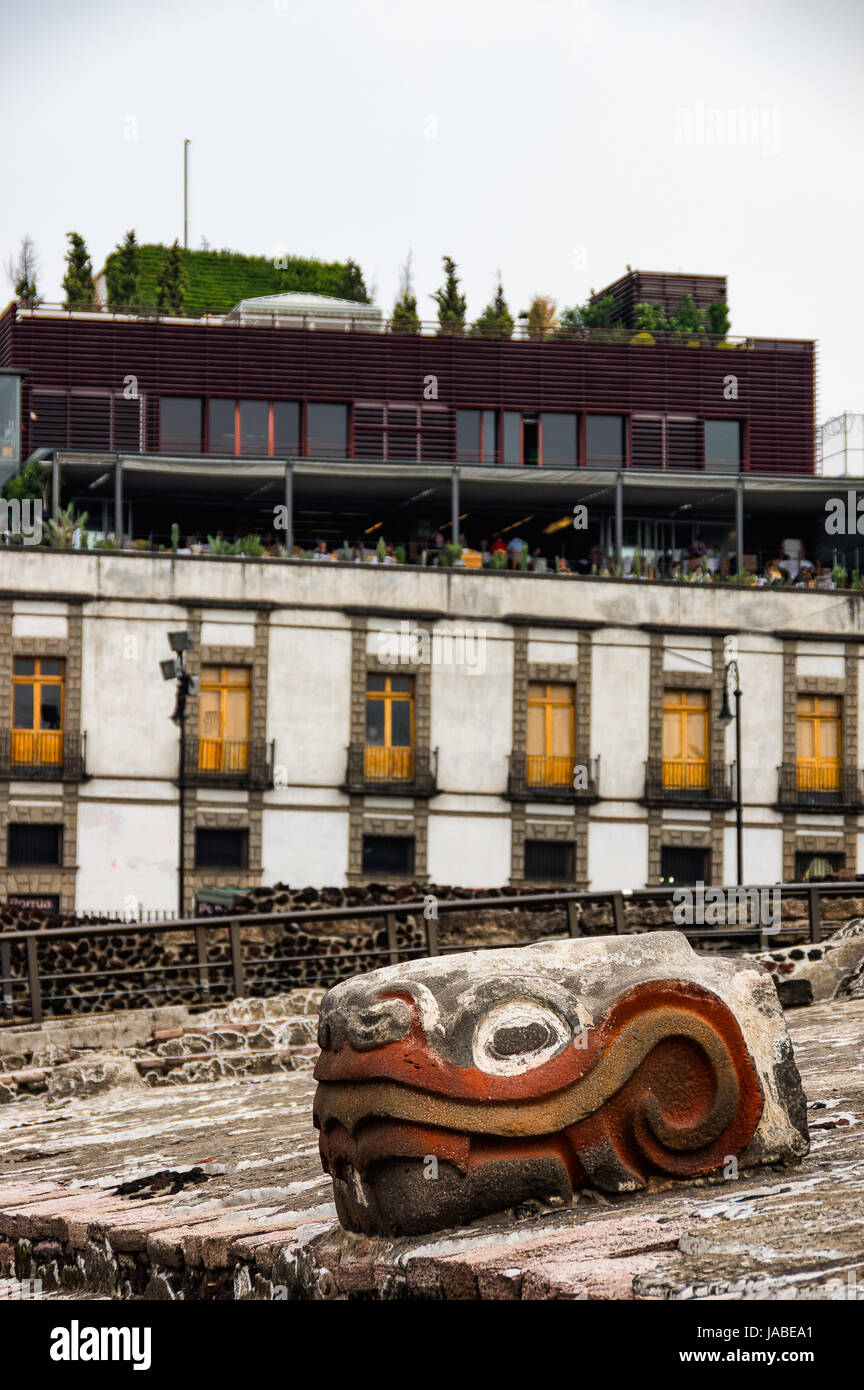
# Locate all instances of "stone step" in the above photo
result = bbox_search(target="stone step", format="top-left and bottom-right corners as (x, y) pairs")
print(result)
(137, 1044), (319, 1086)
(146, 1016), (319, 1057)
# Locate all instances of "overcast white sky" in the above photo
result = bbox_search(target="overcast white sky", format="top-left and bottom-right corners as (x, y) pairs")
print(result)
(1, 0), (861, 418)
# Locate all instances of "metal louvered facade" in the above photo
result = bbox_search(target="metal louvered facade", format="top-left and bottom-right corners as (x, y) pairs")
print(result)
(0, 302), (816, 475)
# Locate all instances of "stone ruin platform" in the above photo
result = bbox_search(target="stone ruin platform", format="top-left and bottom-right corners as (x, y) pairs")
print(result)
(0, 993), (862, 1300)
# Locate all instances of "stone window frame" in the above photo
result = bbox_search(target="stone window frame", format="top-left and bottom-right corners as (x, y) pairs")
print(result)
(181, 611), (271, 913)
(509, 630), (593, 887)
(512, 638), (593, 760)
(645, 633), (727, 886)
(347, 618), (433, 884)
(359, 814), (424, 883)
(649, 635), (726, 770)
(0, 605), (83, 911)
(648, 820), (720, 889)
(781, 642), (859, 881)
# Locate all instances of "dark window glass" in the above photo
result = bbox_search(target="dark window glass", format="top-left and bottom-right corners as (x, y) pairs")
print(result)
(8, 824), (62, 866)
(586, 415), (624, 467)
(195, 828), (248, 869)
(541, 413), (578, 466)
(160, 397), (203, 452)
(239, 400), (269, 455)
(524, 840), (573, 881)
(365, 700), (385, 744)
(307, 404), (347, 457)
(366, 673), (387, 692)
(523, 413), (539, 466)
(362, 835), (415, 876)
(659, 846), (709, 886)
(0, 375), (21, 466)
(273, 401), (300, 454)
(457, 409), (481, 462)
(13, 684), (33, 728)
(41, 659), (63, 677)
(13, 657), (34, 677)
(390, 701), (411, 746)
(481, 409), (497, 464)
(503, 412), (521, 465)
(705, 420), (742, 471)
(209, 400), (236, 454)
(40, 687), (62, 729)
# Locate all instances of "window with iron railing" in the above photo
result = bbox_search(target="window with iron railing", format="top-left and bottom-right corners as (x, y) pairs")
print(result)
(526, 683), (575, 787)
(198, 666), (251, 774)
(796, 695), (841, 792)
(365, 673), (414, 781)
(11, 657), (65, 769)
(662, 689), (709, 790)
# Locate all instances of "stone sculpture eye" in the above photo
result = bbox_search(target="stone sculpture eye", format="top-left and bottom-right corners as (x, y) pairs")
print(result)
(472, 1001), (569, 1076)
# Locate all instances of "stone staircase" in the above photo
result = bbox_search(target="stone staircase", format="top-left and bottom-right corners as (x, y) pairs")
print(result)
(0, 990), (324, 1101)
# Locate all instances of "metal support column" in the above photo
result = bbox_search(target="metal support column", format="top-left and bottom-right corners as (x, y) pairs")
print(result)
(615, 472), (624, 569)
(736, 478), (744, 575)
(51, 454), (60, 522)
(114, 458), (123, 543)
(284, 462), (294, 554)
(451, 467), (460, 543)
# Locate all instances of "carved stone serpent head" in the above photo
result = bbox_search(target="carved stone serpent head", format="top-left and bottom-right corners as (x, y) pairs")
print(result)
(313, 932), (809, 1236)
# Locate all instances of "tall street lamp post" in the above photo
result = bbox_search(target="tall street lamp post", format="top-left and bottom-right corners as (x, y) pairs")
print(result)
(161, 631), (196, 917)
(718, 658), (743, 885)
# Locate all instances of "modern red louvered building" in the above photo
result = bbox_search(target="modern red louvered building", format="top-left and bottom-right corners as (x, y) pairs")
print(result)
(0, 269), (828, 570)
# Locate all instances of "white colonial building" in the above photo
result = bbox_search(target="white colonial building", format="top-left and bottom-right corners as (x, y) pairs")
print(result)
(1, 550), (862, 914)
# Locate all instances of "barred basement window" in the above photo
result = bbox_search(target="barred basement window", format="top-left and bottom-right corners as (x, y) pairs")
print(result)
(8, 823), (62, 867)
(524, 840), (573, 881)
(659, 846), (709, 886)
(195, 828), (248, 869)
(362, 835), (415, 876)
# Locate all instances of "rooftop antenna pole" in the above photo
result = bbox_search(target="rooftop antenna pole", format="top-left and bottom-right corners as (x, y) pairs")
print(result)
(183, 139), (190, 249)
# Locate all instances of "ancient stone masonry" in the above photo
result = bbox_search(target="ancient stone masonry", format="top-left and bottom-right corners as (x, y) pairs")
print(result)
(4, 882), (864, 1021)
(747, 919), (864, 1007)
(313, 932), (809, 1237)
(1, 992), (863, 1301)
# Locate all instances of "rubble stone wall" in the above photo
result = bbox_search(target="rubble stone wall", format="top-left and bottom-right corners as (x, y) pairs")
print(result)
(0, 881), (853, 1022)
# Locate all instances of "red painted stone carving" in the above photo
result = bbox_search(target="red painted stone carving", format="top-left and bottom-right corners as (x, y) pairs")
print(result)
(313, 933), (809, 1235)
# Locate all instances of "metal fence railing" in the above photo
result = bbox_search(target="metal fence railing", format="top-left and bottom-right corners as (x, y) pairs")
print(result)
(507, 753), (599, 801)
(777, 762), (864, 809)
(0, 879), (858, 1026)
(645, 758), (735, 804)
(11, 303), (814, 351)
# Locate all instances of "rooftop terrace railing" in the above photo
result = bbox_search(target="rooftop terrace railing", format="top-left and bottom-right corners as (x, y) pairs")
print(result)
(7, 302), (815, 351)
(0, 878), (855, 1025)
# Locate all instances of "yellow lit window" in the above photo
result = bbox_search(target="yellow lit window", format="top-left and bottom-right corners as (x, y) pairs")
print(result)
(198, 666), (250, 773)
(526, 682), (574, 786)
(796, 695), (840, 792)
(12, 657), (65, 768)
(662, 689), (709, 790)
(365, 673), (414, 780)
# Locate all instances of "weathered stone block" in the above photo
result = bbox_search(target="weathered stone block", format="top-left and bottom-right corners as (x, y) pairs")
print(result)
(749, 919), (864, 1006)
(313, 932), (809, 1236)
